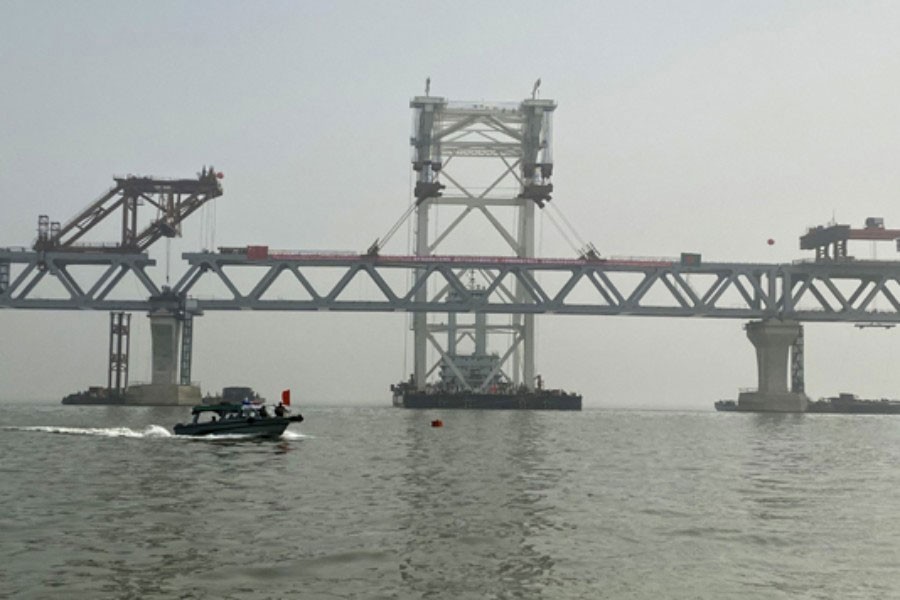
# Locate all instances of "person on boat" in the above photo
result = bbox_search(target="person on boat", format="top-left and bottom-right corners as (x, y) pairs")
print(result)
(259, 405), (269, 418)
(274, 403), (286, 418)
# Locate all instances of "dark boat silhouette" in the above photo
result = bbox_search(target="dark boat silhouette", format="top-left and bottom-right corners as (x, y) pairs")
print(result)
(174, 403), (303, 437)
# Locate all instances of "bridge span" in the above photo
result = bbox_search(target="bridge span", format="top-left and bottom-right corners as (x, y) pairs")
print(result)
(4, 248), (900, 324)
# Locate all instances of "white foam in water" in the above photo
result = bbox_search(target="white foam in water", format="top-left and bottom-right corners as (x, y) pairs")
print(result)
(182, 433), (257, 441)
(4, 425), (306, 441)
(142, 425), (173, 438)
(5, 425), (173, 438)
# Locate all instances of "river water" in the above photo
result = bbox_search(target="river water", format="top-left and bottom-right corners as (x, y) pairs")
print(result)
(1, 403), (900, 599)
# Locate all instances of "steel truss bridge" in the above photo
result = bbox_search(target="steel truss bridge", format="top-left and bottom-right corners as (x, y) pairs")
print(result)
(4, 89), (900, 403)
(5, 248), (900, 324)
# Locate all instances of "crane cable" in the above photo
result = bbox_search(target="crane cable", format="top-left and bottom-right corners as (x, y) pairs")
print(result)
(375, 201), (418, 254)
(541, 204), (582, 255)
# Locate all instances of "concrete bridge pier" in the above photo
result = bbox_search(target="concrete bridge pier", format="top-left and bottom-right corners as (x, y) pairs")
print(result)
(738, 319), (809, 412)
(150, 312), (181, 384)
(124, 311), (200, 405)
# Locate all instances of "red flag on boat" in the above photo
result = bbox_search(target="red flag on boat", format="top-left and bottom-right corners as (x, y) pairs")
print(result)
(281, 389), (291, 406)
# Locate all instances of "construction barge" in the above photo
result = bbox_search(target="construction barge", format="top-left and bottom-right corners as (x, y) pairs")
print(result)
(715, 393), (900, 414)
(61, 381), (261, 407)
(391, 357), (583, 412)
(392, 381), (582, 410)
(62, 386), (125, 405)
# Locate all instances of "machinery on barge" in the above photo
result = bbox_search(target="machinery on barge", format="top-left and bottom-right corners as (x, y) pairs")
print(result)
(391, 285), (582, 410)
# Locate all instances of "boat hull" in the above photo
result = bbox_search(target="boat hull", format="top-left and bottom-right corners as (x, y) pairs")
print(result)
(396, 391), (582, 410)
(173, 416), (297, 437)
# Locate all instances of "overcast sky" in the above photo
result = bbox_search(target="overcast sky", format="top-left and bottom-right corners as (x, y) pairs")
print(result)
(4, 1), (900, 408)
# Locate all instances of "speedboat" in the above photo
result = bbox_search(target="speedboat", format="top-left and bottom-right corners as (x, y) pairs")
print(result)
(173, 403), (303, 437)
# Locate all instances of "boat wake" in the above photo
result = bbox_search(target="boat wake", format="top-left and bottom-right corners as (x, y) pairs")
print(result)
(3, 425), (306, 441)
(3, 425), (173, 438)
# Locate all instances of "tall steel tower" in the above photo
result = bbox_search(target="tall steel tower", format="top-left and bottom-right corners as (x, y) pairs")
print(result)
(408, 89), (556, 392)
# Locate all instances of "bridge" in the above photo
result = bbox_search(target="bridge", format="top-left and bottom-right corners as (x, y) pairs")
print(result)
(5, 248), (900, 321)
(3, 90), (899, 410)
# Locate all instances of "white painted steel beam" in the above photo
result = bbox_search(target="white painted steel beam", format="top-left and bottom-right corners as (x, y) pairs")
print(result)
(8, 249), (900, 323)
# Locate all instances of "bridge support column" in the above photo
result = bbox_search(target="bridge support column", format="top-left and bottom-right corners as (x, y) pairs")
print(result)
(123, 310), (200, 406)
(150, 312), (181, 385)
(738, 320), (809, 412)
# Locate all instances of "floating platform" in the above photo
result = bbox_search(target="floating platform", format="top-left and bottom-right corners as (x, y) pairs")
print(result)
(807, 394), (900, 414)
(715, 393), (900, 414)
(62, 384), (201, 406)
(62, 386), (124, 405)
(395, 390), (582, 410)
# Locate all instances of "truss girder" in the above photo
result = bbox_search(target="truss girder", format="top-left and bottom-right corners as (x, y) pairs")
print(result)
(8, 250), (900, 322)
(152, 255), (900, 322)
(0, 250), (159, 310)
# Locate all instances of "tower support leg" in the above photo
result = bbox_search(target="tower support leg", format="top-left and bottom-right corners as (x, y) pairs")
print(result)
(517, 190), (536, 390)
(790, 325), (804, 394)
(179, 313), (193, 386)
(737, 320), (809, 412)
(413, 201), (430, 390)
(108, 312), (131, 398)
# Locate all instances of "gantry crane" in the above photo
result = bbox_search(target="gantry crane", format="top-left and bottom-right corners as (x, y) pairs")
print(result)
(30, 166), (223, 397)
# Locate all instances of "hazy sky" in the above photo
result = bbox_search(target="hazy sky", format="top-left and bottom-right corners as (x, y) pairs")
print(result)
(4, 1), (900, 408)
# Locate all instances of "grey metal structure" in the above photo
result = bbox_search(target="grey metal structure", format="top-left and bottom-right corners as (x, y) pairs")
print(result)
(167, 252), (900, 323)
(108, 312), (131, 396)
(1, 167), (221, 396)
(34, 168), (222, 252)
(0, 249), (161, 310)
(8, 248), (900, 324)
(790, 324), (804, 394)
(399, 93), (558, 391)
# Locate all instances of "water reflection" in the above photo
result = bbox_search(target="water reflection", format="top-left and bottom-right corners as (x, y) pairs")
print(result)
(39, 436), (205, 597)
(736, 413), (819, 559)
(397, 411), (560, 598)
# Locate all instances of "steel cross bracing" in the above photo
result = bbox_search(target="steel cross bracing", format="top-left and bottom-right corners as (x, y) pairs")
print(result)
(166, 254), (900, 322)
(405, 95), (559, 391)
(0, 248), (165, 310)
(8, 249), (900, 322)
(34, 169), (222, 253)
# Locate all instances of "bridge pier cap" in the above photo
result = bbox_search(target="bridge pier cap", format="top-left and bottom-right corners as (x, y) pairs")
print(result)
(739, 319), (809, 412)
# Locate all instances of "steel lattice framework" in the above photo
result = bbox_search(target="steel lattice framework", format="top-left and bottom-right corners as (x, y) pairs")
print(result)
(401, 94), (560, 391)
(0, 249), (162, 310)
(7, 249), (900, 323)
(34, 169), (222, 253)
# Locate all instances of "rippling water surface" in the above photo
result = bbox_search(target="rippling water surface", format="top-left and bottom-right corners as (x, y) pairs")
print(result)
(2, 403), (900, 599)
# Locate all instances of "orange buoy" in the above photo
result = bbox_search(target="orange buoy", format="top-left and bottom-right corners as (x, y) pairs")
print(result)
(431, 419), (443, 428)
